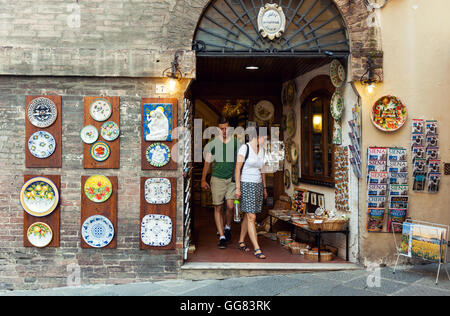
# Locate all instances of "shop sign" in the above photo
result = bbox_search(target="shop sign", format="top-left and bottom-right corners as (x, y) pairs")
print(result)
(258, 4), (286, 40)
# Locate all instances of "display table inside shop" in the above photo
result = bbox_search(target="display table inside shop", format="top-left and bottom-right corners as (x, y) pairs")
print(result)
(268, 210), (350, 262)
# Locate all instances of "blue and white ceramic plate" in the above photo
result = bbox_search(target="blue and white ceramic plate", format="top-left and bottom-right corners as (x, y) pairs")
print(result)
(145, 178), (171, 204)
(145, 143), (171, 167)
(141, 214), (172, 247)
(27, 97), (58, 128)
(28, 131), (56, 159)
(81, 215), (114, 248)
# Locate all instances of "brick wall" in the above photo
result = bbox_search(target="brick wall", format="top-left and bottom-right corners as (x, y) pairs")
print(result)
(0, 76), (189, 290)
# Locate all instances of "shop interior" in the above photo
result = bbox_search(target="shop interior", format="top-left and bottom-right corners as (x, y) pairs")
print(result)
(184, 56), (351, 264)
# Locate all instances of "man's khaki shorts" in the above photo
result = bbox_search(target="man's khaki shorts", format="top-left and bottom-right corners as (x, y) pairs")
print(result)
(210, 176), (236, 206)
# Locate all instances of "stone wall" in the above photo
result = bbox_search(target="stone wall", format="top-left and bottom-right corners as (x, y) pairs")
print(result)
(0, 76), (190, 290)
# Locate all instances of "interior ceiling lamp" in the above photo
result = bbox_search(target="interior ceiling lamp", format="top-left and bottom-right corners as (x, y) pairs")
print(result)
(360, 56), (381, 94)
(163, 50), (184, 92)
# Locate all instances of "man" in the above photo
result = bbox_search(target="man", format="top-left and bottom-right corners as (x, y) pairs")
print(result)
(202, 117), (239, 249)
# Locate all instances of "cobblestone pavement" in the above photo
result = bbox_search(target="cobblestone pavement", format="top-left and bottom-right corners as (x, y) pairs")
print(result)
(1, 265), (449, 296)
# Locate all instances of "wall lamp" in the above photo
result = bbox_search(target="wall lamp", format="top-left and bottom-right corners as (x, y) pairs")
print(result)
(163, 50), (184, 93)
(360, 56), (381, 94)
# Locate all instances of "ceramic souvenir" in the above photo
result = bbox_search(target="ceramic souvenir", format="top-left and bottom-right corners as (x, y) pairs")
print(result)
(144, 103), (173, 141)
(284, 169), (291, 189)
(81, 215), (114, 248)
(330, 92), (345, 121)
(284, 109), (296, 139)
(89, 98), (112, 122)
(282, 80), (297, 107)
(330, 59), (346, 88)
(284, 140), (292, 163)
(27, 222), (53, 248)
(254, 100), (275, 122)
(372, 95), (407, 132)
(146, 143), (171, 168)
(28, 131), (56, 159)
(20, 177), (59, 217)
(332, 120), (343, 145)
(90, 141), (111, 162)
(141, 214), (173, 247)
(291, 164), (300, 185)
(100, 121), (120, 142)
(27, 97), (58, 128)
(84, 175), (112, 203)
(145, 178), (171, 204)
(80, 125), (99, 144)
(290, 141), (299, 164)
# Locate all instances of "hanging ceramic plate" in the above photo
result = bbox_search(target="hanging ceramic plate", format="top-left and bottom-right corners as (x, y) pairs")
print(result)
(332, 120), (343, 145)
(330, 92), (345, 121)
(330, 59), (346, 88)
(284, 169), (291, 189)
(284, 140), (292, 163)
(84, 175), (113, 203)
(90, 141), (110, 162)
(20, 177), (59, 217)
(146, 143), (171, 168)
(27, 222), (53, 248)
(254, 100), (275, 122)
(141, 214), (173, 247)
(291, 164), (300, 186)
(100, 121), (120, 142)
(284, 109), (296, 139)
(145, 178), (171, 204)
(80, 125), (99, 144)
(371, 95), (408, 132)
(282, 80), (297, 107)
(81, 215), (114, 248)
(89, 98), (112, 122)
(28, 131), (56, 159)
(27, 97), (58, 128)
(290, 141), (299, 164)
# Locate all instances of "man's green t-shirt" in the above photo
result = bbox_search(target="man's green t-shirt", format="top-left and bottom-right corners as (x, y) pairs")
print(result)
(205, 137), (240, 180)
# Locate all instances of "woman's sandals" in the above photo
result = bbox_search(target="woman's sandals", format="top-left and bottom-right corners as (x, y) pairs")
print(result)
(254, 249), (266, 259)
(238, 242), (250, 252)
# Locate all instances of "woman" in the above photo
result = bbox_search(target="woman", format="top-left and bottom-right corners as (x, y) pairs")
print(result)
(234, 129), (268, 259)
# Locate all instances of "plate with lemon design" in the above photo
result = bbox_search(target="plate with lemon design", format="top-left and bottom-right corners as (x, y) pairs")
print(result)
(84, 175), (113, 203)
(27, 222), (53, 248)
(20, 177), (59, 217)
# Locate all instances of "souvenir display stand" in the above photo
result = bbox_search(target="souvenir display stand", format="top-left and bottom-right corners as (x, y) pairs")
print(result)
(80, 176), (118, 249)
(140, 177), (177, 250)
(83, 96), (120, 169)
(141, 98), (178, 171)
(23, 175), (60, 247)
(392, 219), (449, 284)
(183, 98), (193, 259)
(25, 96), (62, 168)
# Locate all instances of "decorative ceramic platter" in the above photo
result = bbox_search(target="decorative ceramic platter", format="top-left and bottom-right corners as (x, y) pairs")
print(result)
(80, 125), (99, 144)
(145, 178), (171, 204)
(284, 109), (296, 139)
(90, 141), (110, 162)
(101, 121), (120, 142)
(84, 175), (112, 203)
(330, 59), (346, 88)
(141, 214), (173, 247)
(20, 177), (59, 217)
(254, 100), (275, 122)
(27, 97), (58, 128)
(282, 80), (297, 107)
(284, 169), (291, 189)
(290, 141), (299, 164)
(27, 222), (53, 248)
(89, 98), (112, 122)
(284, 140), (292, 163)
(330, 92), (345, 121)
(146, 143), (171, 168)
(28, 131), (56, 159)
(81, 215), (114, 248)
(372, 95), (407, 132)
(291, 164), (300, 185)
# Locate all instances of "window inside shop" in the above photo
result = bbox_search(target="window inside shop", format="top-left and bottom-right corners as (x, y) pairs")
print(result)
(301, 91), (335, 187)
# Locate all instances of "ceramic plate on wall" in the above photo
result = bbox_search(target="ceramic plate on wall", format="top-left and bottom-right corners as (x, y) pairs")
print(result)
(284, 169), (291, 189)
(254, 100), (275, 122)
(284, 109), (296, 139)
(89, 98), (112, 122)
(81, 215), (114, 248)
(371, 95), (407, 132)
(20, 177), (59, 217)
(145, 178), (171, 204)
(141, 214), (173, 247)
(80, 125), (99, 144)
(330, 92), (345, 121)
(282, 80), (297, 107)
(90, 141), (111, 162)
(27, 222), (53, 248)
(330, 59), (346, 88)
(28, 131), (56, 159)
(290, 142), (299, 164)
(84, 175), (112, 203)
(101, 121), (120, 142)
(146, 143), (171, 167)
(27, 97), (58, 128)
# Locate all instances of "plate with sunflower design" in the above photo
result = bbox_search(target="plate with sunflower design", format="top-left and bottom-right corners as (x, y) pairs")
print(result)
(84, 175), (113, 203)
(20, 177), (59, 217)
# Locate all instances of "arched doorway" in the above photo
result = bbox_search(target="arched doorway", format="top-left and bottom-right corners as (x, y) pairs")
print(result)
(183, 0), (360, 267)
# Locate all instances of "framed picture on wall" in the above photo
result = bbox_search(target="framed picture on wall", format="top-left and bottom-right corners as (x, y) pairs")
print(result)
(311, 193), (317, 206)
(303, 191), (310, 203)
(318, 195), (325, 208)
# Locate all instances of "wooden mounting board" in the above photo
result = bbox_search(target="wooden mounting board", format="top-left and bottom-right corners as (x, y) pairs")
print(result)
(83, 96), (120, 169)
(80, 176), (118, 249)
(25, 96), (62, 168)
(141, 98), (178, 170)
(23, 175), (60, 248)
(139, 177), (177, 250)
